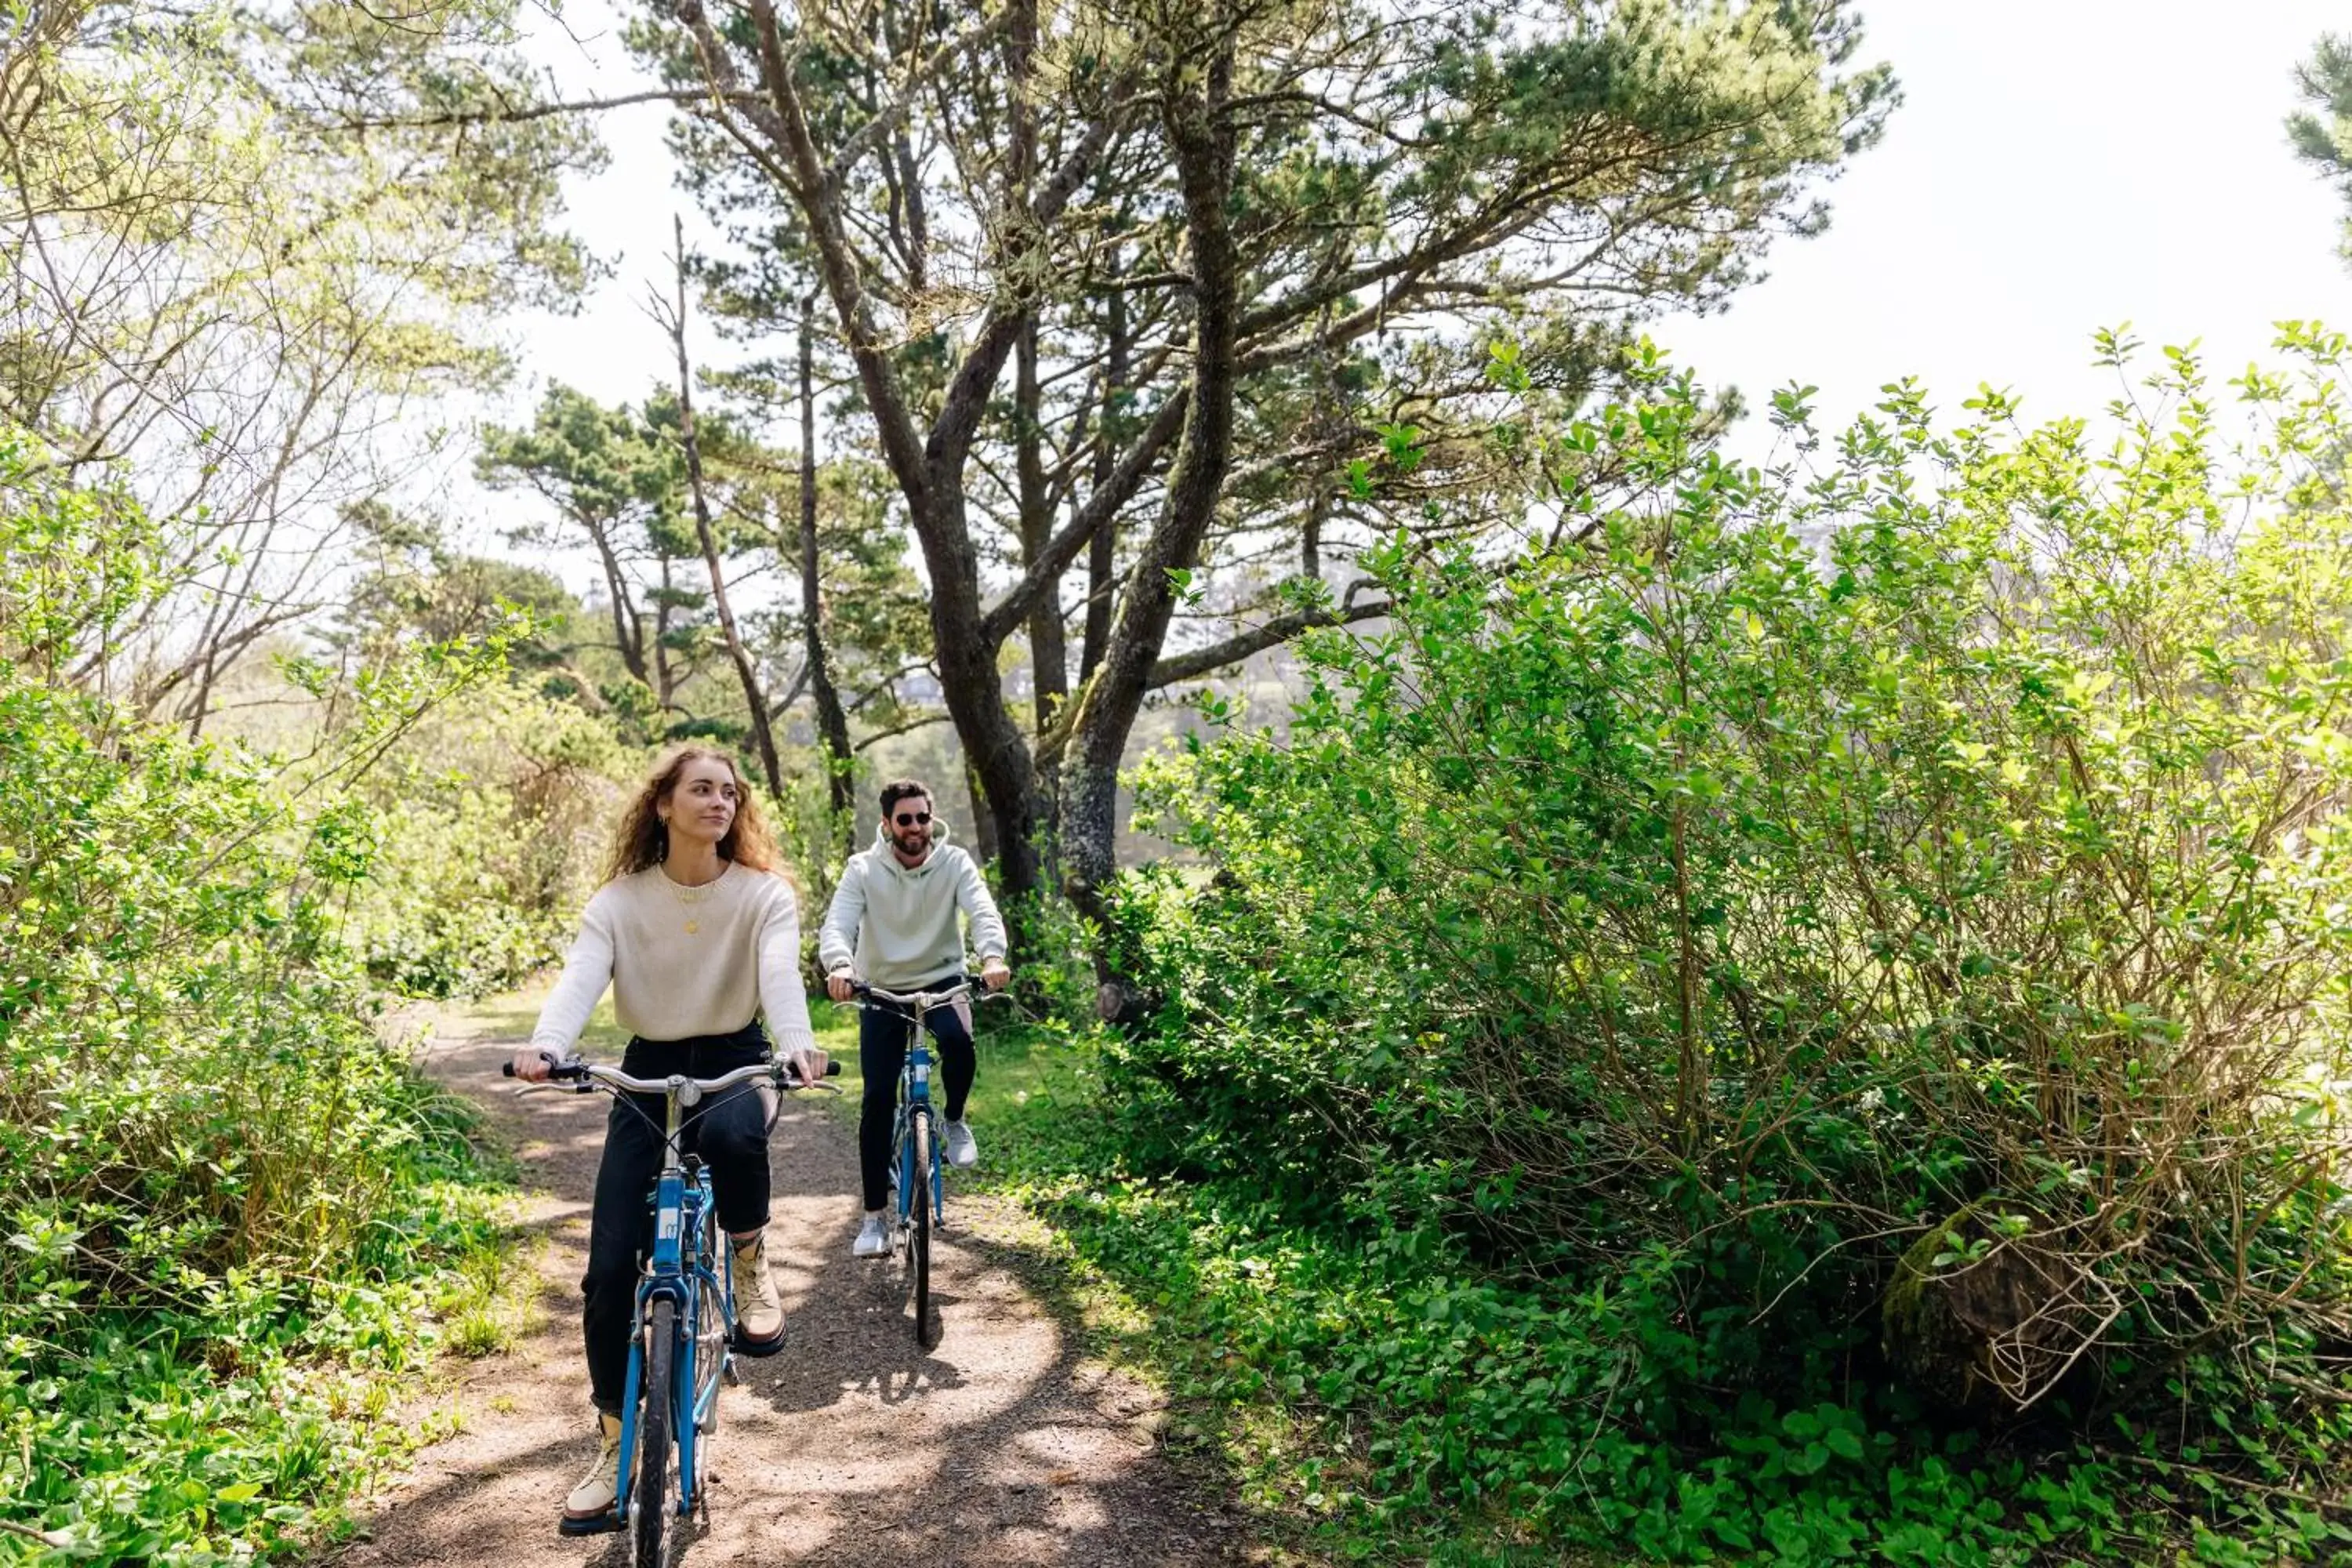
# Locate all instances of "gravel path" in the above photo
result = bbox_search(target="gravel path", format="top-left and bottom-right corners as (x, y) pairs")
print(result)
(323, 1011), (1263, 1567)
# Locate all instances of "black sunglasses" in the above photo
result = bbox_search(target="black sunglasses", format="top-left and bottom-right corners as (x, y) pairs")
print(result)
(893, 810), (932, 827)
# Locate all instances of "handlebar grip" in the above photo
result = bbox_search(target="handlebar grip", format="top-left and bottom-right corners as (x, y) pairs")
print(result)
(503, 1055), (585, 1081)
(827, 1059), (842, 1076)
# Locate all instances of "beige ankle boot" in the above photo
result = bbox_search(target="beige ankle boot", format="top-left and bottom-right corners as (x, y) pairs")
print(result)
(731, 1230), (785, 1353)
(560, 1410), (623, 1533)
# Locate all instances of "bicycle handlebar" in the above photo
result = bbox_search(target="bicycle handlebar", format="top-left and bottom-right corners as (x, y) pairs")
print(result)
(503, 1056), (840, 1096)
(851, 975), (1010, 1008)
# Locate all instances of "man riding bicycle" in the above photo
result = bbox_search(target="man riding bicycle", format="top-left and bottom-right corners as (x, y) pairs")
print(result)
(818, 778), (1011, 1258)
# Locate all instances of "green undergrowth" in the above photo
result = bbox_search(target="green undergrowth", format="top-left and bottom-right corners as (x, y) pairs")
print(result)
(0, 653), (528, 1566)
(966, 1025), (2352, 1566)
(0, 1048), (522, 1568)
(959, 351), (2352, 1566)
(803, 994), (1062, 1121)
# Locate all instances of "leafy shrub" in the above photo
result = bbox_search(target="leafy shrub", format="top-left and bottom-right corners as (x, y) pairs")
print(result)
(1, 428), (516, 1563)
(1106, 333), (2352, 1553)
(338, 680), (630, 998)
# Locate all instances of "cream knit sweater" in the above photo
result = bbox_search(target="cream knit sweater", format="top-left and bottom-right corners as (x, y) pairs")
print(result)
(528, 863), (818, 1058)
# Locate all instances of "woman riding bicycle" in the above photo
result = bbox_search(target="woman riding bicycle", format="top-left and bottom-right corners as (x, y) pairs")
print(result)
(507, 745), (822, 1535)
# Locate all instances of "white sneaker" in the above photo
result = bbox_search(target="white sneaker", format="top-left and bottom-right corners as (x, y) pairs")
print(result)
(943, 1119), (978, 1168)
(852, 1213), (889, 1258)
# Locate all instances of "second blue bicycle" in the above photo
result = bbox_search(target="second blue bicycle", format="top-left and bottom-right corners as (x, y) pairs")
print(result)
(854, 976), (992, 1347)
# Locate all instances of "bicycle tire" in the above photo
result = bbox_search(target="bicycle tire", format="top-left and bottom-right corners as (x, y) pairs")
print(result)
(911, 1108), (933, 1347)
(632, 1298), (674, 1568)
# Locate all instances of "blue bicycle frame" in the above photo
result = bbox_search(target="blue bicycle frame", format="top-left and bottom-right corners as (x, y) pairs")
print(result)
(614, 1150), (727, 1529)
(859, 978), (989, 1349)
(896, 1033), (944, 1230)
(510, 1051), (833, 1559)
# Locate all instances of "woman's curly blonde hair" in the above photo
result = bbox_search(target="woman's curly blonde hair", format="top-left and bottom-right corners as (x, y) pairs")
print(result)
(604, 745), (783, 883)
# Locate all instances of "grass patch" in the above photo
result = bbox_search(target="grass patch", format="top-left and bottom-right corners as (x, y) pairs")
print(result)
(447, 977), (633, 1057)
(432, 1231), (543, 1360)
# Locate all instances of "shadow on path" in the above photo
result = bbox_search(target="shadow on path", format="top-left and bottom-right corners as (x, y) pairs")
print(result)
(315, 1005), (1272, 1567)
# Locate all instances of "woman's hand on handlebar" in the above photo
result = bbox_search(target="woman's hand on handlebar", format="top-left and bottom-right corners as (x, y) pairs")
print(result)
(979, 957), (1011, 992)
(509, 1046), (558, 1083)
(783, 1047), (829, 1087)
(826, 968), (858, 1004)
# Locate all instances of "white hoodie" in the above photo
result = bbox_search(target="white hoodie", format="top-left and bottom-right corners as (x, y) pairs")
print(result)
(818, 818), (1008, 989)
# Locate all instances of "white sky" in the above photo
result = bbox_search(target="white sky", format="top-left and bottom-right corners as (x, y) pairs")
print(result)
(476, 1), (2352, 554)
(1654, 3), (2352, 458)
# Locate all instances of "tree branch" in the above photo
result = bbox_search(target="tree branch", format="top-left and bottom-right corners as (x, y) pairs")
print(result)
(852, 709), (956, 753)
(826, 14), (1013, 185)
(1148, 585), (1390, 688)
(711, 0), (932, 506)
(332, 86), (760, 131)
(978, 388), (1189, 648)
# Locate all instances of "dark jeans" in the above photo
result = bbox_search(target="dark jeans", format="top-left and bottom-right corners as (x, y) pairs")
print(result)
(858, 987), (975, 1212)
(581, 1024), (771, 1414)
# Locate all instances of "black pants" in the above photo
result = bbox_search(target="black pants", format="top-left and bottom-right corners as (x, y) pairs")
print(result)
(581, 1025), (771, 1414)
(858, 989), (975, 1212)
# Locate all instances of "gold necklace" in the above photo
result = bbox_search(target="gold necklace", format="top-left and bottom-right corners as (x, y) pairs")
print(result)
(659, 863), (719, 935)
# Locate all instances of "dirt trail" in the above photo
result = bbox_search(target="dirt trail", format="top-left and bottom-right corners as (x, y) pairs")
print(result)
(323, 1013), (1258, 1567)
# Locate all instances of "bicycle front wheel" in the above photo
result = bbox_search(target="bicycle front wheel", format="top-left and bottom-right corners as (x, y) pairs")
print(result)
(632, 1298), (674, 1568)
(910, 1109), (933, 1347)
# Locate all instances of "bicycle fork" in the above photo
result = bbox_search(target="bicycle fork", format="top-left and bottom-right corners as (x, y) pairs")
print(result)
(615, 1120), (720, 1524)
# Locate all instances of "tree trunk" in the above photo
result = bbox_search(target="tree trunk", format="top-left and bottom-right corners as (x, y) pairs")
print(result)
(706, 0), (1080, 906)
(800, 296), (855, 833)
(670, 216), (783, 796)
(964, 755), (1000, 866)
(1064, 40), (1243, 919)
(1080, 267), (1126, 684)
(584, 521), (648, 688)
(927, 482), (1043, 899)
(654, 556), (677, 712)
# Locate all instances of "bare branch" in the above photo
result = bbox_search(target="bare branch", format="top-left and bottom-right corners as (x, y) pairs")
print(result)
(979, 388), (1189, 648)
(1147, 584), (1390, 689)
(330, 86), (760, 130)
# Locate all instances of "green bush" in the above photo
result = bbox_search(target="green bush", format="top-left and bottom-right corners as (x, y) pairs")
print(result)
(1098, 333), (2352, 1556)
(339, 680), (630, 999)
(1, 427), (516, 1563)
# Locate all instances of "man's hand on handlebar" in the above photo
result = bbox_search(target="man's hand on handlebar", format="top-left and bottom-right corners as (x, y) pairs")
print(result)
(783, 1047), (829, 1087)
(830, 966), (1009, 1002)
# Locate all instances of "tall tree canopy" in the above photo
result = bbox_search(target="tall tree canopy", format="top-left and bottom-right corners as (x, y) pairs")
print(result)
(0, 0), (599, 727)
(630, 0), (1894, 908)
